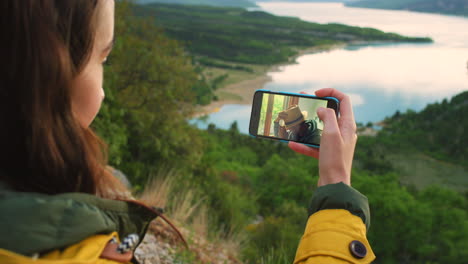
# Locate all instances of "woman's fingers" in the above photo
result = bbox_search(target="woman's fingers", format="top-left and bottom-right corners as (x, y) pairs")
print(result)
(317, 107), (341, 141)
(288, 107), (340, 159)
(315, 88), (353, 120)
(315, 88), (357, 140)
(289, 142), (319, 159)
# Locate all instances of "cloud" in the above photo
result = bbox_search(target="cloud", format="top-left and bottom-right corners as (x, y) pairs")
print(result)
(268, 47), (468, 97)
(348, 93), (365, 106)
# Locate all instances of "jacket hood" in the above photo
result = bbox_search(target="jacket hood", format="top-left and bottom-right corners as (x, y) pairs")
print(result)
(0, 181), (158, 256)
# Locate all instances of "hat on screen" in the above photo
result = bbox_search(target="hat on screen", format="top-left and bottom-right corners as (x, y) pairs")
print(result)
(283, 105), (308, 129)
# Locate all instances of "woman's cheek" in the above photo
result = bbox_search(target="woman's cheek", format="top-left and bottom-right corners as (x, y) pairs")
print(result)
(71, 64), (105, 127)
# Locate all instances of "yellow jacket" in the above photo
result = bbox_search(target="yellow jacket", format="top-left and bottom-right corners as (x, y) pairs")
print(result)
(295, 182), (376, 264)
(295, 209), (375, 264)
(0, 232), (129, 264)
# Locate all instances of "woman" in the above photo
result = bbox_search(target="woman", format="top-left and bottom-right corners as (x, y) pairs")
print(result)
(0, 0), (374, 263)
(0, 1), (157, 263)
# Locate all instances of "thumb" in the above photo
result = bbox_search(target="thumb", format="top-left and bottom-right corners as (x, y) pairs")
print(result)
(317, 107), (340, 138)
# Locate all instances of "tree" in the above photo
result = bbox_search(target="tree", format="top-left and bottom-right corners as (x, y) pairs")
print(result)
(93, 1), (204, 184)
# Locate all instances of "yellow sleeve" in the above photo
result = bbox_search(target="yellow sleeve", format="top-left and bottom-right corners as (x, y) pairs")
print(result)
(0, 232), (130, 264)
(294, 209), (376, 264)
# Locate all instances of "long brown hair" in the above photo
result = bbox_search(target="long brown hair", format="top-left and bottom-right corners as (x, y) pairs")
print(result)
(0, 0), (125, 197)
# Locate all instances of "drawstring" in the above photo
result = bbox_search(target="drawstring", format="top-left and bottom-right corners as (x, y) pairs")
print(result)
(116, 234), (139, 254)
(154, 209), (189, 249)
(148, 205), (189, 249)
(118, 199), (189, 249)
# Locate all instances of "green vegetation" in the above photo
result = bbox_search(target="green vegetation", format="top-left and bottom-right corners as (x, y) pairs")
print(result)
(379, 91), (468, 167)
(136, 0), (257, 8)
(386, 152), (468, 192)
(95, 1), (467, 263)
(348, 0), (468, 16)
(134, 3), (431, 65)
(94, 1), (204, 185)
(197, 58), (254, 73)
(200, 121), (468, 263)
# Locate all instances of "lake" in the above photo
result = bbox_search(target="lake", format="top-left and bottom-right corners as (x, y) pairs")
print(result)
(193, 2), (468, 133)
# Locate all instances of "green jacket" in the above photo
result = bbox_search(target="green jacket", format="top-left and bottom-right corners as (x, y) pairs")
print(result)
(0, 181), (157, 260)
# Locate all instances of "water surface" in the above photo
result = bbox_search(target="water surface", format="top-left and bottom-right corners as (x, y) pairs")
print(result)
(194, 3), (468, 133)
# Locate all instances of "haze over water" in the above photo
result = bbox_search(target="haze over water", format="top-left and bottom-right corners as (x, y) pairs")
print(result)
(196, 3), (468, 133)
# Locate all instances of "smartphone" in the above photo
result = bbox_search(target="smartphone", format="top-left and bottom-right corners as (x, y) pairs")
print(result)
(249, 90), (339, 148)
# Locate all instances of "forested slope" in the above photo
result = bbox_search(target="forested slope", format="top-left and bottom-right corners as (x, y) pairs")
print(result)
(380, 91), (468, 167)
(348, 0), (468, 16)
(133, 3), (431, 65)
(353, 91), (468, 193)
(136, 0), (257, 8)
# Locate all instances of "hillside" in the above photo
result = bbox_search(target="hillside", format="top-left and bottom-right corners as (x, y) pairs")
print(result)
(379, 91), (468, 167)
(136, 0), (257, 8)
(133, 3), (431, 65)
(348, 0), (468, 16)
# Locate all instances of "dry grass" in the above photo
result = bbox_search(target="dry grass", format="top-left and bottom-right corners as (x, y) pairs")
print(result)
(139, 171), (174, 208)
(169, 189), (206, 224)
(191, 206), (208, 238)
(212, 226), (246, 258)
(136, 170), (243, 264)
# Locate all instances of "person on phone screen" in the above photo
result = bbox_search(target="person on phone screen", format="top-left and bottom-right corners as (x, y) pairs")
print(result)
(273, 105), (321, 145)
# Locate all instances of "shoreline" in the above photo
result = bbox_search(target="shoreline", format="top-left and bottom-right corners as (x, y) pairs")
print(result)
(193, 44), (346, 117)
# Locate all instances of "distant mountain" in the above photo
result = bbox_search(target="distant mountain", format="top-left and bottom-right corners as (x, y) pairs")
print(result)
(348, 0), (468, 16)
(136, 0), (257, 8)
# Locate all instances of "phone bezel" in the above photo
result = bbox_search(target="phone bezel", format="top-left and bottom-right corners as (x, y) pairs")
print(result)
(249, 90), (340, 148)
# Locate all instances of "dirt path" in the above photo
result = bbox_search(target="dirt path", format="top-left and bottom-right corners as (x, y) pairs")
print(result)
(194, 74), (273, 117)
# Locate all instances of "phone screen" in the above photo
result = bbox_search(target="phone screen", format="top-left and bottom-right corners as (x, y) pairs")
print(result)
(249, 91), (338, 147)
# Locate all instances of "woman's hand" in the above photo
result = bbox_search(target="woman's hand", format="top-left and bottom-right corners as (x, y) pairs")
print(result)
(288, 88), (357, 187)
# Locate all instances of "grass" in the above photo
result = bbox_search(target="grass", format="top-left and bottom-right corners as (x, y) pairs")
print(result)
(214, 90), (244, 101)
(204, 64), (271, 87)
(387, 152), (468, 192)
(203, 62), (271, 102)
(137, 170), (244, 263)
